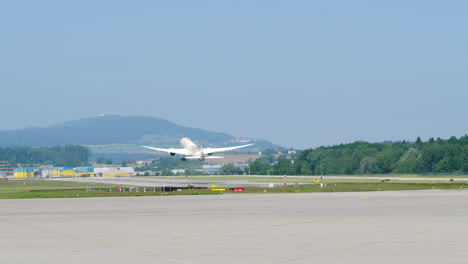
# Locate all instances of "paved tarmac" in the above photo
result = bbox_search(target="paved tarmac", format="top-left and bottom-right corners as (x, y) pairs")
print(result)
(1, 190), (468, 264)
(52, 176), (282, 188)
(52, 175), (468, 189)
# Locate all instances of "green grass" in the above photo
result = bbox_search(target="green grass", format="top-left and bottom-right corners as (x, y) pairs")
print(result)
(1, 178), (467, 199)
(0, 189), (219, 199)
(0, 179), (119, 191)
(0, 179), (218, 199)
(260, 182), (468, 193)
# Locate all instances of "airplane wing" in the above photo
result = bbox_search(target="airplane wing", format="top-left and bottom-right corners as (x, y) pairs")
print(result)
(203, 143), (253, 154)
(142, 146), (190, 155)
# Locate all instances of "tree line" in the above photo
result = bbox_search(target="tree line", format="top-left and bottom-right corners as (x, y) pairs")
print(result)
(0, 145), (91, 167)
(250, 135), (468, 175)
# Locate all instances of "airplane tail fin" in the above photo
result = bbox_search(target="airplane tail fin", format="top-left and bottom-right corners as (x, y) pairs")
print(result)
(201, 138), (206, 156)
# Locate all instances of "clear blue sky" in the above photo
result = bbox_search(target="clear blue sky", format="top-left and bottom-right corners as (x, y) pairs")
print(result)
(1, 1), (467, 149)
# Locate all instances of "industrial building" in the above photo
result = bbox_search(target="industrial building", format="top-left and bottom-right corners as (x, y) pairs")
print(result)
(202, 163), (249, 175)
(202, 164), (223, 175)
(13, 168), (35, 178)
(12, 167), (135, 178)
(94, 167), (134, 177)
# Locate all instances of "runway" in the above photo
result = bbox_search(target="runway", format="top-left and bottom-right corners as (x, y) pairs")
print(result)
(1, 190), (468, 264)
(51, 175), (468, 189)
(52, 176), (279, 188)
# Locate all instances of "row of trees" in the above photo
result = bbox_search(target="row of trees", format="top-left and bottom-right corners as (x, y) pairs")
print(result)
(250, 135), (468, 175)
(134, 157), (201, 172)
(134, 158), (244, 176)
(96, 156), (113, 164)
(2, 135), (466, 176)
(0, 145), (91, 167)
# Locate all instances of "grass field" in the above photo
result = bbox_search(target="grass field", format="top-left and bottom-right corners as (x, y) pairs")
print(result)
(280, 182), (468, 193)
(1, 178), (468, 199)
(0, 188), (219, 199)
(0, 179), (218, 199)
(0, 179), (120, 191)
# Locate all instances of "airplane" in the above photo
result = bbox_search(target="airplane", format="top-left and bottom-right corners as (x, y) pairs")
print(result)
(142, 137), (253, 161)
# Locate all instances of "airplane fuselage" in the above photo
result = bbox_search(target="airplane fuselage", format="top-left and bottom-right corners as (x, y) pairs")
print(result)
(142, 137), (252, 161)
(180, 138), (205, 160)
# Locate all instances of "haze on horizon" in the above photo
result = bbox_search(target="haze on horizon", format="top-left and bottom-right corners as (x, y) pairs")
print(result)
(1, 1), (467, 149)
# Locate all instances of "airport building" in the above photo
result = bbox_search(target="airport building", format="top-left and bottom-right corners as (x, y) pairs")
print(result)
(94, 167), (134, 177)
(13, 168), (35, 178)
(76, 167), (95, 177)
(11, 166), (135, 178)
(202, 163), (249, 175)
(203, 164), (223, 175)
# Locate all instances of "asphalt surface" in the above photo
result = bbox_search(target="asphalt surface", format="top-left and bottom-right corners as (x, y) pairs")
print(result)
(51, 175), (468, 189)
(1, 190), (468, 264)
(52, 176), (283, 188)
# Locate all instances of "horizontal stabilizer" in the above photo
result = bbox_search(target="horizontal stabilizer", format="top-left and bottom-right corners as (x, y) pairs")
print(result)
(184, 156), (224, 159)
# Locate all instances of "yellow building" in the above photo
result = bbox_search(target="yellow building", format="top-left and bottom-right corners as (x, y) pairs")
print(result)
(52, 169), (62, 176)
(62, 168), (76, 176)
(102, 168), (132, 177)
(13, 168), (34, 178)
(49, 167), (95, 177)
(77, 172), (95, 177)
(52, 167), (76, 176)
(75, 167), (95, 177)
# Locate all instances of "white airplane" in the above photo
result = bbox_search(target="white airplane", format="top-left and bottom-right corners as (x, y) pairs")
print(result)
(142, 137), (253, 161)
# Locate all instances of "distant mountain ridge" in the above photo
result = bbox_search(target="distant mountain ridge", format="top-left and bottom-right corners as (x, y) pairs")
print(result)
(0, 115), (278, 152)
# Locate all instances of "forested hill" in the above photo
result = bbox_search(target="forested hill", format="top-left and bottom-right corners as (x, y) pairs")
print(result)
(267, 135), (468, 175)
(0, 145), (90, 167)
(0, 115), (276, 151)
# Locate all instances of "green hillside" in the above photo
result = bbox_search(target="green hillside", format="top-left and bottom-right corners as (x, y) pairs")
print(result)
(0, 115), (279, 155)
